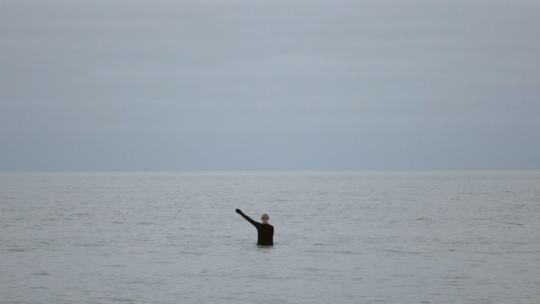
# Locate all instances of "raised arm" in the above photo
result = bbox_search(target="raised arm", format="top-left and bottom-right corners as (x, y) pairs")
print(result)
(236, 209), (259, 227)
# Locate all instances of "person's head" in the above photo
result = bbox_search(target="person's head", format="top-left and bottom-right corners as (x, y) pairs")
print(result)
(261, 213), (269, 224)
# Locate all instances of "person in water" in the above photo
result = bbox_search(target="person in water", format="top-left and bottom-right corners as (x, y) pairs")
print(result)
(236, 209), (274, 246)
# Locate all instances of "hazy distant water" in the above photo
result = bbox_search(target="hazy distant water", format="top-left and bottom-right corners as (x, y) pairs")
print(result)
(1, 171), (539, 304)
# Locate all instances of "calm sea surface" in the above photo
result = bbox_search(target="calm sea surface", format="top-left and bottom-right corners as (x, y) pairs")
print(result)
(1, 171), (539, 304)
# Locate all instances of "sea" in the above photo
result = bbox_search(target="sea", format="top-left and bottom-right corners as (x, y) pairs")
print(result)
(1, 171), (539, 304)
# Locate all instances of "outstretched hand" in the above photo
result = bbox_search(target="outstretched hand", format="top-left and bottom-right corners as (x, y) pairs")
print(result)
(236, 209), (242, 214)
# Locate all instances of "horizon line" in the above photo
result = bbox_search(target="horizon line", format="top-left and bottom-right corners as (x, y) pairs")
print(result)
(1, 168), (539, 173)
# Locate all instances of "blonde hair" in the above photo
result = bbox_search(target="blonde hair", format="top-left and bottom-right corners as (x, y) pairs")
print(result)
(261, 213), (269, 220)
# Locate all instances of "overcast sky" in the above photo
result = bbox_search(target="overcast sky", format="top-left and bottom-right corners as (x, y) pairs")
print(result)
(1, 0), (539, 171)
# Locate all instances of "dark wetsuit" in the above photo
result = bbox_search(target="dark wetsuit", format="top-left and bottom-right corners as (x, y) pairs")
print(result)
(237, 211), (274, 246)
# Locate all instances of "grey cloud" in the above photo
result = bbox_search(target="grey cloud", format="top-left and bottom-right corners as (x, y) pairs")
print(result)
(1, 0), (539, 170)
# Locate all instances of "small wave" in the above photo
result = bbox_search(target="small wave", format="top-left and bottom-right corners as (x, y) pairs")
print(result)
(77, 243), (106, 247)
(96, 297), (136, 303)
(178, 251), (203, 256)
(443, 276), (471, 279)
(334, 250), (361, 255)
(382, 249), (422, 255)
(7, 248), (34, 252)
(74, 212), (91, 216)
(101, 265), (125, 268)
